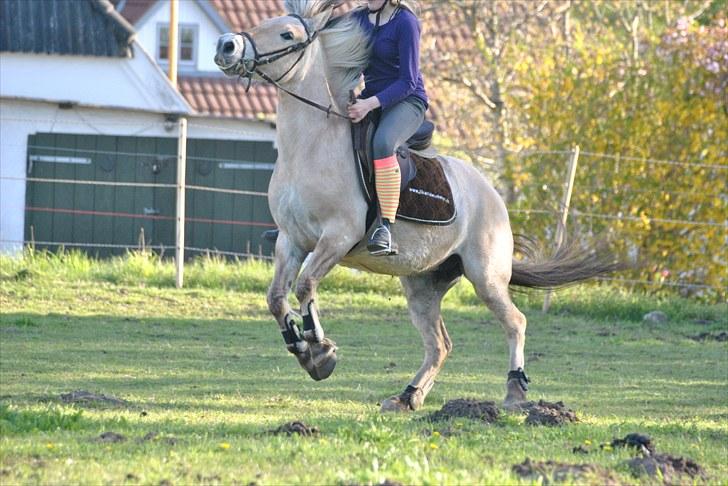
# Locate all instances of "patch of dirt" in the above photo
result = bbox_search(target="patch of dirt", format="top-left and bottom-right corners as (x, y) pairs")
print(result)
(689, 331), (728, 342)
(627, 453), (706, 482)
(608, 433), (655, 455)
(512, 458), (615, 485)
(424, 399), (500, 423)
(125, 473), (139, 481)
(527, 352), (545, 363)
(60, 390), (127, 406)
(195, 473), (222, 483)
(572, 445), (590, 454)
(268, 421), (319, 436)
(95, 431), (126, 443)
(523, 400), (578, 426)
(140, 431), (178, 445)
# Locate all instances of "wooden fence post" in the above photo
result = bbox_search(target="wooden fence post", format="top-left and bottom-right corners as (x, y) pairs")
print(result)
(543, 145), (580, 313)
(168, 0), (178, 87)
(175, 117), (188, 289)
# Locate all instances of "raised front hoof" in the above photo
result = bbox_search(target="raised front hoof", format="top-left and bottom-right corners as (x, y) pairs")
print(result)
(380, 396), (413, 413)
(503, 378), (529, 411)
(294, 338), (338, 381)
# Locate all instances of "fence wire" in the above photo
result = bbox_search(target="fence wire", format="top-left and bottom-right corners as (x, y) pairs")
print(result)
(3, 144), (725, 297)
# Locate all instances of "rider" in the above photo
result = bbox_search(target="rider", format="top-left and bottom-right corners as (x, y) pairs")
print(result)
(348, 0), (428, 256)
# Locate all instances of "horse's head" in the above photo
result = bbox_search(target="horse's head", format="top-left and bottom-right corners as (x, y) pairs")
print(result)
(214, 8), (333, 84)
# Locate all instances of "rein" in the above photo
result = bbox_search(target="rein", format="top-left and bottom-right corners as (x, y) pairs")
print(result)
(237, 14), (350, 120)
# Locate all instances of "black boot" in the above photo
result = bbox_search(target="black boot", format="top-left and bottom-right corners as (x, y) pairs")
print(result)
(367, 219), (397, 256)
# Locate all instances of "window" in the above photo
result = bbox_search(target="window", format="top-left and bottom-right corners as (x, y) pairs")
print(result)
(157, 24), (197, 65)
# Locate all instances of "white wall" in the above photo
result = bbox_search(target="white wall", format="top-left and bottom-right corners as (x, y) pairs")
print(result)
(0, 99), (275, 254)
(135, 0), (225, 73)
(0, 50), (189, 114)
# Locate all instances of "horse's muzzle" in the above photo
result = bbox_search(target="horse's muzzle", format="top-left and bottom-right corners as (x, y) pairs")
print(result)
(214, 33), (244, 73)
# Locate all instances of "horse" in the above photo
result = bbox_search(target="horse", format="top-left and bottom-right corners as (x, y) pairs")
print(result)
(214, 0), (617, 412)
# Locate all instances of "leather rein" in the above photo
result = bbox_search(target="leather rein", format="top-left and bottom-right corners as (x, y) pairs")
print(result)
(236, 14), (350, 120)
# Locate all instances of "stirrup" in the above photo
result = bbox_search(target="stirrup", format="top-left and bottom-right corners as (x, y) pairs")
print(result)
(367, 223), (398, 256)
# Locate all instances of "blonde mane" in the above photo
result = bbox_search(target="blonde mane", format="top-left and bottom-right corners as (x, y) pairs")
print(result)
(283, 0), (370, 95)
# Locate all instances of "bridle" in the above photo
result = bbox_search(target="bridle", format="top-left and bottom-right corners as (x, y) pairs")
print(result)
(235, 14), (349, 120)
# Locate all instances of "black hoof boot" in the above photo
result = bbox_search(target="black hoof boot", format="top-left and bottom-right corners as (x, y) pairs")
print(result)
(302, 300), (324, 343)
(367, 220), (398, 256)
(261, 229), (279, 243)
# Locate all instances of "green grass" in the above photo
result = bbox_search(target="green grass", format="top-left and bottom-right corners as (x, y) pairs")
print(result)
(1, 251), (726, 485)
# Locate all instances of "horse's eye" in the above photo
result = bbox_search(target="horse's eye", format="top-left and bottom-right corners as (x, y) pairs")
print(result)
(280, 32), (294, 41)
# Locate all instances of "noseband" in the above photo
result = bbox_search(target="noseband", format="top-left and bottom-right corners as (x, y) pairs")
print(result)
(235, 14), (349, 120)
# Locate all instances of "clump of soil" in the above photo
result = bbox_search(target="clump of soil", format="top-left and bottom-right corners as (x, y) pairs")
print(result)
(268, 421), (319, 436)
(512, 458), (612, 484)
(627, 453), (706, 482)
(141, 431), (178, 445)
(608, 433), (655, 455)
(61, 390), (127, 406)
(95, 431), (126, 443)
(523, 400), (578, 426)
(424, 399), (500, 423)
(689, 331), (728, 342)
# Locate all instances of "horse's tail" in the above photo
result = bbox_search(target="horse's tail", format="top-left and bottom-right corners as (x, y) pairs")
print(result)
(509, 233), (622, 290)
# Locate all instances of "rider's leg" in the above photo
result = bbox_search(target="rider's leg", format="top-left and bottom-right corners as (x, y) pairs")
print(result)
(368, 96), (426, 255)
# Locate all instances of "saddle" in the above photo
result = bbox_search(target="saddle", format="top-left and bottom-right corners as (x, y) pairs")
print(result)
(351, 109), (457, 229)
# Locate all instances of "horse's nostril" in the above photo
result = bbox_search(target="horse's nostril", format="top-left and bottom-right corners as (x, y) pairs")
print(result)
(223, 41), (235, 55)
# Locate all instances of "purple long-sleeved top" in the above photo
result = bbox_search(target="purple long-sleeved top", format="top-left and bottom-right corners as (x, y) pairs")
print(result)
(353, 7), (428, 110)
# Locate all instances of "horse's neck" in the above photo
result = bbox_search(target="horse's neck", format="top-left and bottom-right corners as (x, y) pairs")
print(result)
(275, 52), (352, 176)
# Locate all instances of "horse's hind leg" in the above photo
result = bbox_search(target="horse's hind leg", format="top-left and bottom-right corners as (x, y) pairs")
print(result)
(380, 271), (458, 412)
(462, 254), (530, 409)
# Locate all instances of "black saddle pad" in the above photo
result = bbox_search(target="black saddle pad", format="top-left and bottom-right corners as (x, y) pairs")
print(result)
(397, 153), (456, 225)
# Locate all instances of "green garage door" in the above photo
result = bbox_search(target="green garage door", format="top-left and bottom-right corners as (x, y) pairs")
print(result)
(24, 133), (276, 259)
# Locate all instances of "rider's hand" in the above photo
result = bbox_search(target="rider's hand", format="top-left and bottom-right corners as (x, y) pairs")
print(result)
(348, 97), (380, 123)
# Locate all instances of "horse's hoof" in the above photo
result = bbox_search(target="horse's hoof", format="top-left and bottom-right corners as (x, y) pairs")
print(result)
(503, 378), (528, 411)
(380, 396), (412, 413)
(295, 338), (337, 381)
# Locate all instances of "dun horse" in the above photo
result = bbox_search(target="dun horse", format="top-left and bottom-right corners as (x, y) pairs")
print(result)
(214, 0), (616, 412)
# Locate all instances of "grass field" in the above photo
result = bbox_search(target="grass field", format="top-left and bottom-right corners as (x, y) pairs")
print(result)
(1, 251), (726, 485)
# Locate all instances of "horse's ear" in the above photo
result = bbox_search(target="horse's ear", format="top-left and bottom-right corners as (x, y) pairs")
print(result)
(308, 8), (334, 32)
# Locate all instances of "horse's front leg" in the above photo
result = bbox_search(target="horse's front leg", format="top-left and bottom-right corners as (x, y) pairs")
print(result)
(266, 233), (309, 358)
(294, 232), (359, 381)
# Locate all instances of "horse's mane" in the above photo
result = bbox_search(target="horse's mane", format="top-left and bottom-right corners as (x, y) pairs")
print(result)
(284, 0), (370, 95)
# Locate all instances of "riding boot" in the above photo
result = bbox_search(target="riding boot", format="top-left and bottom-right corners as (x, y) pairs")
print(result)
(367, 218), (397, 256)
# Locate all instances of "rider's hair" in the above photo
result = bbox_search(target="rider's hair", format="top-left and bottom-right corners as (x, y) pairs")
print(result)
(390, 0), (420, 16)
(359, 0), (421, 16)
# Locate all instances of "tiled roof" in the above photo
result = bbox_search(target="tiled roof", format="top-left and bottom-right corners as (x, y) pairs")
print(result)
(209, 0), (286, 32)
(0, 0), (135, 58)
(178, 76), (277, 120)
(112, 0), (156, 25)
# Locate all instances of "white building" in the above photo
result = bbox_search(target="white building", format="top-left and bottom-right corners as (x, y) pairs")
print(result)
(0, 0), (278, 255)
